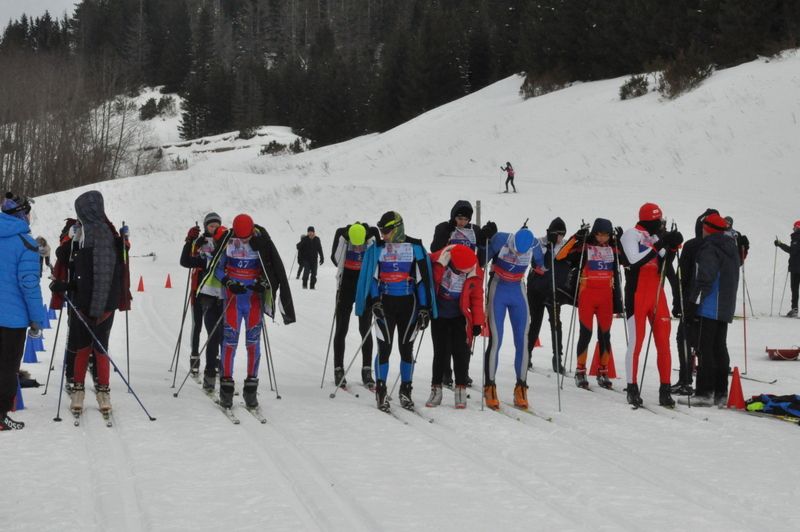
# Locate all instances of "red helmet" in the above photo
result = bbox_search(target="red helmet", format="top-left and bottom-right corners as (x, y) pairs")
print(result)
(638, 202), (663, 222)
(793, 220), (800, 231)
(232, 214), (254, 238)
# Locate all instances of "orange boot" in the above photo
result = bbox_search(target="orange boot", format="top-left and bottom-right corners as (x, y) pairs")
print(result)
(483, 382), (499, 409)
(513, 381), (529, 409)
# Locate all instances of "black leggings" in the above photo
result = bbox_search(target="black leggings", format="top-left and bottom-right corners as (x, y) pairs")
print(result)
(376, 295), (416, 367)
(695, 318), (729, 398)
(333, 279), (373, 368)
(197, 294), (223, 375)
(0, 327), (26, 413)
(505, 176), (516, 192)
(430, 316), (469, 386)
(527, 290), (563, 357)
(791, 272), (800, 310)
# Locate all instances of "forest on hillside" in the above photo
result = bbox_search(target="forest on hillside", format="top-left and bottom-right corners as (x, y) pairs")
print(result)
(2, 0), (799, 195)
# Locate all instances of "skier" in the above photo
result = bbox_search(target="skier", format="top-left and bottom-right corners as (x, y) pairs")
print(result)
(483, 225), (544, 409)
(429, 200), (497, 386)
(671, 209), (719, 395)
(0, 192), (46, 430)
(527, 217), (570, 374)
(619, 203), (682, 408)
(688, 213), (740, 406)
(774, 220), (800, 317)
(355, 211), (437, 412)
(50, 191), (131, 415)
(296, 226), (324, 289)
(426, 244), (485, 409)
(330, 221), (380, 389)
(210, 214), (295, 410)
(557, 218), (623, 389)
(180, 212), (224, 391)
(500, 162), (516, 193)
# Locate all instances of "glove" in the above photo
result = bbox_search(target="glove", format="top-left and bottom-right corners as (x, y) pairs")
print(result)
(120, 225), (130, 238)
(614, 226), (624, 242)
(416, 308), (431, 330)
(28, 324), (42, 339)
(671, 304), (682, 319)
(249, 279), (269, 293)
(662, 230), (684, 250)
(186, 226), (200, 242)
(774, 239), (781, 247)
(224, 278), (247, 294)
(472, 325), (482, 337)
(49, 279), (75, 293)
(371, 301), (385, 321)
(546, 231), (559, 245)
(737, 234), (749, 260)
(575, 227), (589, 241)
(68, 223), (81, 240)
(319, 258), (324, 266)
(480, 221), (498, 241)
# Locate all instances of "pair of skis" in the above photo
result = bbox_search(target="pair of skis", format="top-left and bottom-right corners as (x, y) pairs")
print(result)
(72, 409), (113, 428)
(204, 388), (267, 424)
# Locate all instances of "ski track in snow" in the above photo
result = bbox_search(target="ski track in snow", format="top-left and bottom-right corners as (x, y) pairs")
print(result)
(8, 52), (800, 531)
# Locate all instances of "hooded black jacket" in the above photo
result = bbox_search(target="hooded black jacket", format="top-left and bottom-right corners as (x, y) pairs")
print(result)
(690, 232), (740, 323)
(777, 231), (800, 273)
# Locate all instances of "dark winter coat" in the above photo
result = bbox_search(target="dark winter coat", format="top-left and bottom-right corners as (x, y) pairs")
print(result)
(297, 235), (324, 264)
(777, 230), (800, 273)
(691, 232), (740, 323)
(430, 200), (490, 265)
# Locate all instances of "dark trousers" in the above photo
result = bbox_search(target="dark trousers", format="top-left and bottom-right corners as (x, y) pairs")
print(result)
(695, 318), (729, 399)
(0, 327), (26, 413)
(333, 278), (373, 368)
(527, 290), (563, 358)
(64, 305), (82, 381)
(190, 295), (204, 355)
(675, 318), (700, 385)
(374, 295), (417, 383)
(197, 294), (224, 375)
(301, 260), (318, 288)
(505, 176), (516, 192)
(431, 316), (469, 386)
(791, 272), (800, 310)
(73, 312), (115, 386)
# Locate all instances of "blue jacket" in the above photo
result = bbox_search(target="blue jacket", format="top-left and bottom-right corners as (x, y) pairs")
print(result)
(692, 232), (740, 323)
(0, 213), (47, 328)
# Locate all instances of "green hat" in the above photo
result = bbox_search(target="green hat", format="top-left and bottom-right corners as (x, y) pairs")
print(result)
(348, 223), (367, 246)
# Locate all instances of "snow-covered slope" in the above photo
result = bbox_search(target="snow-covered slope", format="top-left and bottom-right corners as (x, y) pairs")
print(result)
(7, 52), (800, 531)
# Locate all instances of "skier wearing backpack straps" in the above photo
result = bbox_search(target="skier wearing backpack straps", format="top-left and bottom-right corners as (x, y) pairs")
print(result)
(483, 225), (544, 409)
(330, 222), (380, 389)
(180, 212), (224, 391)
(211, 214), (295, 410)
(619, 203), (682, 408)
(557, 218), (623, 389)
(355, 211), (437, 412)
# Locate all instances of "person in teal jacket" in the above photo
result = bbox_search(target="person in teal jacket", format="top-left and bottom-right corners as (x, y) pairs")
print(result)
(0, 193), (46, 431)
(355, 211), (437, 412)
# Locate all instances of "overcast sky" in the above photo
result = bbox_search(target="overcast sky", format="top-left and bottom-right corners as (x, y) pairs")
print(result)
(0, 0), (76, 25)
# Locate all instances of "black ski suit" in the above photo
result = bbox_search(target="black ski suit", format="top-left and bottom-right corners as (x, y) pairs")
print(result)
(297, 235), (324, 288)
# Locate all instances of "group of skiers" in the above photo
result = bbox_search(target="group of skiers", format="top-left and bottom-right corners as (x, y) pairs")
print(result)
(3, 189), (800, 430)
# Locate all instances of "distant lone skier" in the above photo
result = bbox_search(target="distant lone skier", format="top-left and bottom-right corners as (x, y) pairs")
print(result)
(501, 162), (516, 193)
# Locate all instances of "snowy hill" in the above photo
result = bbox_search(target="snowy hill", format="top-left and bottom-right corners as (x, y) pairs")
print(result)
(8, 52), (800, 531)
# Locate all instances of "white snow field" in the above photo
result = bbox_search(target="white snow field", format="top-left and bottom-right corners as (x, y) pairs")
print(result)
(4, 51), (800, 531)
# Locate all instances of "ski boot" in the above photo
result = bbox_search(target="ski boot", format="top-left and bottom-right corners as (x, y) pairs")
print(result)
(190, 353), (200, 376)
(713, 392), (727, 408)
(552, 354), (565, 375)
(399, 382), (414, 410)
(202, 370), (216, 393)
(513, 381), (529, 409)
(596, 372), (613, 389)
(361, 367), (375, 391)
(454, 385), (467, 409)
(243, 377), (259, 409)
(65, 377), (75, 395)
(0, 413), (24, 430)
(442, 372), (454, 390)
(219, 377), (235, 409)
(70, 383), (86, 413)
(465, 375), (473, 388)
(334, 367), (347, 388)
(375, 380), (389, 412)
(483, 381), (500, 410)
(692, 393), (713, 406)
(658, 383), (675, 408)
(626, 383), (643, 407)
(96, 385), (112, 413)
(574, 371), (589, 389)
(425, 385), (442, 407)
(785, 308), (798, 318)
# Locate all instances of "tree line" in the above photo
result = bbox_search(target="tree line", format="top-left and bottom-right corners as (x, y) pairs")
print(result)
(2, 0), (799, 195)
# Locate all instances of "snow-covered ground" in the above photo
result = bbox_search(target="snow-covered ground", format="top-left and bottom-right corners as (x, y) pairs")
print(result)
(4, 52), (800, 531)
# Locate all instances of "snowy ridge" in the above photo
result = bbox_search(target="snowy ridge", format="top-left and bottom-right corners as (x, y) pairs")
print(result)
(6, 52), (800, 531)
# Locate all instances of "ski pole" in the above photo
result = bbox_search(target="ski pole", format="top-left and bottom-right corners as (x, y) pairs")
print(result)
(549, 242), (562, 411)
(613, 232), (629, 345)
(741, 261), (748, 375)
(389, 325), (424, 400)
(320, 293), (339, 388)
(42, 307), (64, 395)
(770, 238), (778, 316)
(288, 252), (297, 280)
(779, 270), (789, 316)
(52, 343), (68, 422)
(122, 221), (131, 392)
(639, 249), (670, 390)
(173, 296), (231, 398)
(62, 296), (156, 421)
(168, 267), (193, 374)
(329, 317), (377, 398)
(560, 222), (589, 390)
(262, 325), (281, 399)
(675, 246), (691, 408)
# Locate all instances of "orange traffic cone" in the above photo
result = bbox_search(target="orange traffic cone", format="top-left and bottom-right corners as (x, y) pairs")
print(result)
(727, 366), (746, 409)
(137, 276), (145, 292)
(165, 274), (172, 288)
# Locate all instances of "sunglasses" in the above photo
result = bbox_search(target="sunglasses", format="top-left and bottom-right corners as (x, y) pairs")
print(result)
(379, 226), (394, 234)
